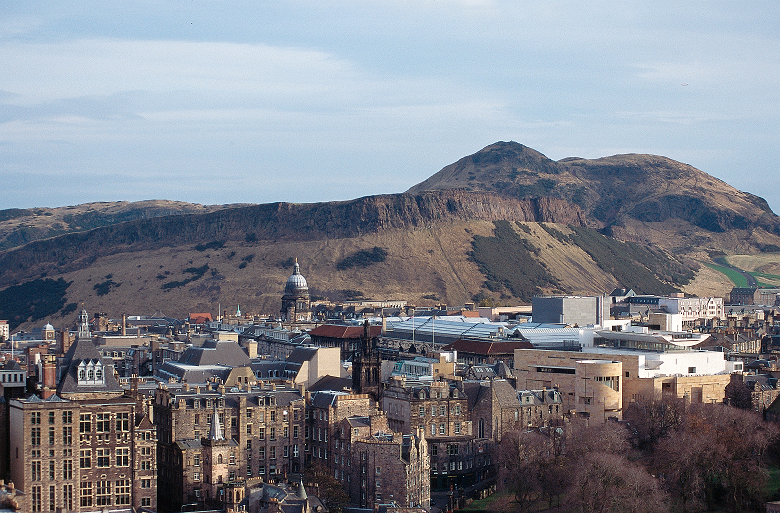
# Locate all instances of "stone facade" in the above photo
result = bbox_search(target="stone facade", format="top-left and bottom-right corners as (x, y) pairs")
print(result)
(155, 381), (306, 511)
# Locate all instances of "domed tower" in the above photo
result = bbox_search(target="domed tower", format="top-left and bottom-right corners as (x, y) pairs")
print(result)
(281, 259), (312, 322)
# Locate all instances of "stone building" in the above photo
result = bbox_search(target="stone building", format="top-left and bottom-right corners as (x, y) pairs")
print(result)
(336, 416), (429, 509)
(382, 379), (485, 492)
(306, 391), (375, 468)
(154, 380), (306, 511)
(281, 259), (312, 323)
(7, 310), (156, 512)
(463, 379), (564, 443)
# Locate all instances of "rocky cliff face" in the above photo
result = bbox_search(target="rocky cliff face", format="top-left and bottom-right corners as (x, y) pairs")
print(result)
(0, 190), (586, 288)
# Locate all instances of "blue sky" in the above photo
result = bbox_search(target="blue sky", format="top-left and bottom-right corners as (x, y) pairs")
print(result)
(2, 1), (779, 213)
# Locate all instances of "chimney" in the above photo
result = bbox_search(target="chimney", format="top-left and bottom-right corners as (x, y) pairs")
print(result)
(122, 314), (127, 336)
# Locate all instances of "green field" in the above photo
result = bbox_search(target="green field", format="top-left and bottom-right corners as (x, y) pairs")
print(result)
(704, 262), (748, 287)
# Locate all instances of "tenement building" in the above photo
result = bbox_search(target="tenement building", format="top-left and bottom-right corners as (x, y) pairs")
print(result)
(154, 380), (306, 511)
(7, 310), (157, 512)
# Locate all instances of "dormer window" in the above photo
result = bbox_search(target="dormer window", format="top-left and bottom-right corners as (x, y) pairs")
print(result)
(77, 360), (106, 386)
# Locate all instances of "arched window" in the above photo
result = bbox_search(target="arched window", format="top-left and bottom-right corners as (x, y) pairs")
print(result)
(87, 370), (94, 380)
(78, 370), (85, 380)
(95, 368), (102, 380)
(218, 454), (223, 464)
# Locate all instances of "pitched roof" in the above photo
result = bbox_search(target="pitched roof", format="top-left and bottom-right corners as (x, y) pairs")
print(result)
(308, 324), (381, 339)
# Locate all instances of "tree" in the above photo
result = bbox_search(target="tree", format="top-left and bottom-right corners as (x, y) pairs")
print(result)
(654, 403), (778, 512)
(568, 451), (668, 513)
(304, 462), (350, 513)
(623, 395), (686, 450)
(498, 430), (548, 513)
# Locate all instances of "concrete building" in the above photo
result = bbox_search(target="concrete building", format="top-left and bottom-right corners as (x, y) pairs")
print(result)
(514, 336), (738, 421)
(532, 295), (609, 326)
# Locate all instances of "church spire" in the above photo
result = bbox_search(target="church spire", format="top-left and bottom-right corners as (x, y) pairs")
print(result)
(209, 407), (224, 441)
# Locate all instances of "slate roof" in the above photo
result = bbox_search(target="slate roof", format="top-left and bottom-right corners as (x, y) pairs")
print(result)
(308, 375), (352, 393)
(286, 347), (319, 364)
(177, 339), (252, 367)
(57, 336), (124, 397)
(308, 324), (381, 339)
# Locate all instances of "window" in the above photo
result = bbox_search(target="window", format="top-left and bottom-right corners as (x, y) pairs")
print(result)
(259, 427), (265, 440)
(31, 460), (41, 481)
(259, 465), (266, 475)
(97, 448), (110, 467)
(116, 447), (130, 466)
(431, 424), (436, 435)
(141, 446), (152, 456)
(193, 472), (200, 482)
(688, 367), (696, 374)
(193, 454), (200, 466)
(440, 405), (446, 416)
(31, 411), (41, 424)
(49, 460), (55, 480)
(79, 449), (91, 468)
(454, 405), (461, 415)
(246, 439), (252, 450)
(247, 408), (253, 418)
(439, 423), (445, 435)
(270, 427), (276, 440)
(63, 484), (73, 510)
(63, 459), (72, 480)
(142, 497), (152, 507)
(141, 479), (151, 489)
(96, 413), (110, 433)
(48, 411), (55, 424)
(79, 414), (91, 434)
(284, 426), (289, 438)
(270, 410), (276, 422)
(62, 426), (72, 445)
(48, 427), (55, 445)
(141, 460), (152, 470)
(269, 446), (276, 460)
(62, 411), (73, 424)
(116, 479), (130, 505)
(259, 447), (265, 459)
(431, 444), (438, 456)
(116, 412), (129, 432)
(230, 452), (236, 465)
(293, 425), (299, 439)
(31, 485), (42, 512)
(80, 481), (93, 507)
(419, 406), (425, 417)
(447, 444), (459, 455)
(96, 480), (111, 506)
(454, 422), (461, 434)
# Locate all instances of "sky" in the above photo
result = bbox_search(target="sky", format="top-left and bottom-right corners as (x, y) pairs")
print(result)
(2, 1), (779, 213)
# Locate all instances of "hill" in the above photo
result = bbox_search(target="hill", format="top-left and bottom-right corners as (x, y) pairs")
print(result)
(2, 142), (779, 331)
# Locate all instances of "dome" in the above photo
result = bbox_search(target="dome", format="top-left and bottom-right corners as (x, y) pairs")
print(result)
(43, 323), (54, 331)
(284, 260), (308, 295)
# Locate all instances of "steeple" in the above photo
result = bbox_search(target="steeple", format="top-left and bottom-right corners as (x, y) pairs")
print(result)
(209, 407), (224, 441)
(77, 308), (91, 340)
